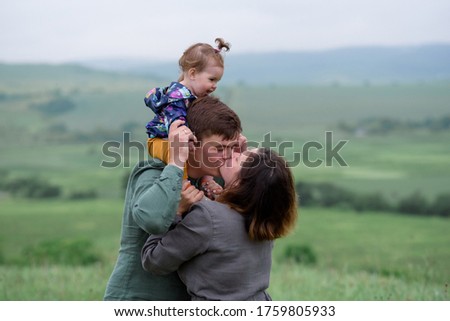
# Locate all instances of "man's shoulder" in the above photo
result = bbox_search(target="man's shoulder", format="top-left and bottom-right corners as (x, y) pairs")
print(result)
(127, 158), (166, 182)
(132, 158), (166, 172)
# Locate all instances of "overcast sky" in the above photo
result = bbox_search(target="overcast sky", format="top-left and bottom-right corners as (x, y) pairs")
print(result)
(1, 0), (450, 63)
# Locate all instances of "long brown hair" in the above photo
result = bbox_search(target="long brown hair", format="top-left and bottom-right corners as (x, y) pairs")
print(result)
(218, 148), (298, 241)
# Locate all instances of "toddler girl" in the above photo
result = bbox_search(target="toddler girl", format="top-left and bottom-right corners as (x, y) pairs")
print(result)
(144, 38), (230, 199)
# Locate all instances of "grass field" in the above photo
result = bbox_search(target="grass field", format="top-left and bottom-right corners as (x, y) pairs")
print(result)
(0, 200), (448, 300)
(0, 64), (449, 300)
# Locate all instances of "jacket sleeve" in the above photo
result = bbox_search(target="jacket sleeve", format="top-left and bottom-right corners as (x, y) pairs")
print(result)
(141, 203), (212, 275)
(131, 164), (184, 234)
(162, 100), (188, 131)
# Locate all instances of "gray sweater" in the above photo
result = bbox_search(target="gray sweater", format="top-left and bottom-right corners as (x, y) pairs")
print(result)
(142, 200), (273, 301)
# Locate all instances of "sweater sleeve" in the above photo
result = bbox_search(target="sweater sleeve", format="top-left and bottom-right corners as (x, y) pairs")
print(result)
(131, 164), (184, 234)
(141, 202), (212, 275)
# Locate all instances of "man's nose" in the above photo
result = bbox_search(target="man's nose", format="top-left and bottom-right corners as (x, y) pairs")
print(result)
(222, 148), (233, 160)
(225, 149), (241, 161)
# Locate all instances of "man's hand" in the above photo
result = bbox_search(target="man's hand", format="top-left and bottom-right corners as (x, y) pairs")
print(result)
(168, 120), (197, 169)
(176, 180), (204, 216)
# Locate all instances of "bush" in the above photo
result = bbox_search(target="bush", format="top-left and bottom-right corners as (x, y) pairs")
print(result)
(314, 182), (355, 207)
(3, 177), (61, 198)
(0, 169), (9, 189)
(429, 193), (450, 217)
(296, 181), (356, 208)
(20, 238), (101, 266)
(295, 181), (449, 218)
(282, 244), (317, 265)
(31, 97), (76, 116)
(353, 192), (392, 212)
(295, 181), (316, 206)
(397, 191), (430, 215)
(68, 189), (98, 200)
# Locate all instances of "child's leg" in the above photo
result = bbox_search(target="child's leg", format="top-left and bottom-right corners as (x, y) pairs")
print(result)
(147, 138), (170, 163)
(147, 138), (188, 179)
(199, 175), (223, 200)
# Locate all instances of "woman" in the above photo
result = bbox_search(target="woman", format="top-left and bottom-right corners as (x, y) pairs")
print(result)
(141, 148), (298, 300)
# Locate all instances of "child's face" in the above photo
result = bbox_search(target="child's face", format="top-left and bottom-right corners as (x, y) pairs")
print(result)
(189, 63), (223, 97)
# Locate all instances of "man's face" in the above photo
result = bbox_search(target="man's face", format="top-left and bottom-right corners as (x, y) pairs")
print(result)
(188, 134), (240, 177)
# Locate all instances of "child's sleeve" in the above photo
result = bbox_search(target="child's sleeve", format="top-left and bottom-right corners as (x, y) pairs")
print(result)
(144, 87), (166, 114)
(163, 100), (188, 131)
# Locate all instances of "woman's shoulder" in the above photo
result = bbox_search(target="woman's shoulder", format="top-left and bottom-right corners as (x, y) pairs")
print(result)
(190, 199), (240, 222)
(192, 199), (229, 212)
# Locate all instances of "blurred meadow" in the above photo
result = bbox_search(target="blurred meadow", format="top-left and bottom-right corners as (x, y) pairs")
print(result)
(0, 49), (449, 300)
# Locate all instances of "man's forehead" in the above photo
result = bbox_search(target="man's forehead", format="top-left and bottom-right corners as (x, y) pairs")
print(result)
(202, 134), (239, 147)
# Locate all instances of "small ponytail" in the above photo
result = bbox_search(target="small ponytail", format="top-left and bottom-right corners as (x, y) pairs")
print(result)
(178, 38), (231, 77)
(215, 38), (231, 53)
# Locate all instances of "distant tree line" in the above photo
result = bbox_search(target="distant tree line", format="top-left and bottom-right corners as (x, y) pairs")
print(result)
(338, 115), (450, 135)
(0, 92), (31, 101)
(30, 96), (76, 116)
(0, 173), (97, 200)
(1, 176), (62, 198)
(296, 181), (450, 217)
(1, 171), (447, 217)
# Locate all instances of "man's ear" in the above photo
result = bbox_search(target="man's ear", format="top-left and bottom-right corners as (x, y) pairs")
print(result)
(189, 140), (201, 152)
(188, 141), (195, 152)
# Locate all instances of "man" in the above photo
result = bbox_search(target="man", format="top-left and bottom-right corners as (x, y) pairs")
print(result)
(104, 96), (242, 300)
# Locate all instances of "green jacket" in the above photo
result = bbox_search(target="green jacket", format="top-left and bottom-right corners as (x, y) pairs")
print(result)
(104, 158), (190, 300)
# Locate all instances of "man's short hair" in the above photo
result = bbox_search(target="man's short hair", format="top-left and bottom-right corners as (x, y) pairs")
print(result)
(187, 96), (242, 141)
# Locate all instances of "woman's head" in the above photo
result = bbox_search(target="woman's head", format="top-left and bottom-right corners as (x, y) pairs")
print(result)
(178, 38), (230, 97)
(218, 148), (298, 241)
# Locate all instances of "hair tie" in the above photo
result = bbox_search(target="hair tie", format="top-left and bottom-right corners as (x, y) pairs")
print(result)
(214, 48), (221, 53)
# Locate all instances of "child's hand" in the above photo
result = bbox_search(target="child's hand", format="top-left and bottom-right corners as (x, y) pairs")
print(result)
(200, 176), (223, 200)
(176, 180), (204, 216)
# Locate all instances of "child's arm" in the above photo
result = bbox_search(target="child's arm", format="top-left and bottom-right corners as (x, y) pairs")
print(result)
(163, 100), (189, 131)
(199, 176), (223, 200)
(162, 85), (194, 131)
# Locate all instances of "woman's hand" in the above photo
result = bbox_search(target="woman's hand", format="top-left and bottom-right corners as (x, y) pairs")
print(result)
(176, 180), (204, 216)
(168, 120), (196, 169)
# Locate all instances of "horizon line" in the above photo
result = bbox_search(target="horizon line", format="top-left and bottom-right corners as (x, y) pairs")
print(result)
(1, 42), (450, 66)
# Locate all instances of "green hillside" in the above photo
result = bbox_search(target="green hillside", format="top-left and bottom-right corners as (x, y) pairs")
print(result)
(0, 64), (449, 300)
(1, 64), (450, 200)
